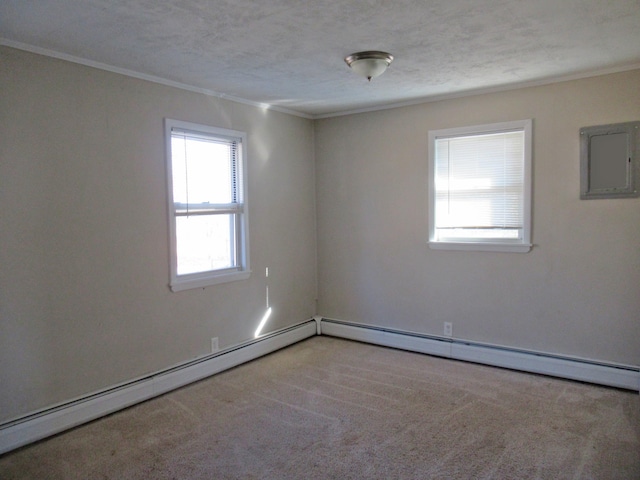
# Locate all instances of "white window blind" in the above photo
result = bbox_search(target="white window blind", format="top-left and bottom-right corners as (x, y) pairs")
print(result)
(429, 120), (532, 252)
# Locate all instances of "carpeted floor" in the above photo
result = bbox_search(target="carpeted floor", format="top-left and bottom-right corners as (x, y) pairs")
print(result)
(1, 336), (638, 479)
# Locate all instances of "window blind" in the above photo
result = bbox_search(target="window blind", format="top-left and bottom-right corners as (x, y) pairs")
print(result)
(434, 129), (525, 239)
(170, 129), (242, 212)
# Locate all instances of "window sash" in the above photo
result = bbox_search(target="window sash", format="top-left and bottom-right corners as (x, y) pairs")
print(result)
(170, 131), (242, 206)
(174, 203), (244, 216)
(174, 213), (239, 275)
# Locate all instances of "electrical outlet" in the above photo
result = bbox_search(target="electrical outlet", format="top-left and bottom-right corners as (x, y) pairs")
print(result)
(211, 337), (219, 353)
(444, 322), (453, 337)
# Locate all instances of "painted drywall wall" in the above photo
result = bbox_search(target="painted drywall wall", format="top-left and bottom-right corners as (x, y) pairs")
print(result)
(0, 46), (317, 423)
(315, 70), (640, 367)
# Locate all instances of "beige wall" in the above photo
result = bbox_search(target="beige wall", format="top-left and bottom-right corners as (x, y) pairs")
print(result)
(315, 70), (640, 367)
(2, 44), (639, 425)
(0, 47), (317, 422)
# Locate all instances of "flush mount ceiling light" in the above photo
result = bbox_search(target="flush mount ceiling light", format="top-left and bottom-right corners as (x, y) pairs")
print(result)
(344, 51), (394, 81)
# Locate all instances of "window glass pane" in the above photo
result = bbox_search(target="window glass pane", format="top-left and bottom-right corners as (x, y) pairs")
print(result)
(171, 135), (234, 205)
(175, 214), (236, 275)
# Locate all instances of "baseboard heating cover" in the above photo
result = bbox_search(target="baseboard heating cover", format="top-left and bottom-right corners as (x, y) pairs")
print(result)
(2, 316), (638, 455)
(0, 319), (317, 455)
(319, 318), (640, 392)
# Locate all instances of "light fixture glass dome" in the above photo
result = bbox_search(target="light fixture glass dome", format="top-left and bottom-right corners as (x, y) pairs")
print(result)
(345, 51), (394, 81)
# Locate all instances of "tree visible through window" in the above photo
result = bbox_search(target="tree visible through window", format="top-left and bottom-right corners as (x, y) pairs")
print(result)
(165, 119), (249, 291)
(428, 120), (532, 253)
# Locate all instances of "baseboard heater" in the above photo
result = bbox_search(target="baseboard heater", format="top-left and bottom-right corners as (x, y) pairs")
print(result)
(2, 316), (638, 455)
(319, 317), (640, 393)
(0, 319), (317, 455)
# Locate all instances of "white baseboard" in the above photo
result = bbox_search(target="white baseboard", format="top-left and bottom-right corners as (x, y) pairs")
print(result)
(320, 318), (640, 392)
(0, 320), (317, 455)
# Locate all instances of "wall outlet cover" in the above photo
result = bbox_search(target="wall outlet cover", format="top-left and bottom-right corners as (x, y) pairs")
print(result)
(444, 322), (453, 337)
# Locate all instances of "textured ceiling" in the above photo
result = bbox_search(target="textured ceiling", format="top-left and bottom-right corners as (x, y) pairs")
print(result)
(2, 0), (640, 117)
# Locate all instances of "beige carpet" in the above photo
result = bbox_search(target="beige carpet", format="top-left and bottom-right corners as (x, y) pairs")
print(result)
(1, 336), (638, 479)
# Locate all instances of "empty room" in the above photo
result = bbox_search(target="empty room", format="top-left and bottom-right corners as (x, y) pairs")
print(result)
(1, 1), (639, 478)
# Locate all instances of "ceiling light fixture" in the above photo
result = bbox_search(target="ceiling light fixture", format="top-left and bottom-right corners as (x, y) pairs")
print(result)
(344, 51), (394, 81)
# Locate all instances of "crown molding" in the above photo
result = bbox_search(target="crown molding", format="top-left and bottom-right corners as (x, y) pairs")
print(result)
(0, 39), (313, 120)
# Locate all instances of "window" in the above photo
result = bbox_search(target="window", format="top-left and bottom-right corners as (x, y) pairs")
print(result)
(428, 119), (532, 252)
(165, 119), (249, 291)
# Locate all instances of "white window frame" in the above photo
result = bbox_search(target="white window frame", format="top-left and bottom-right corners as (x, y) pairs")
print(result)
(428, 119), (533, 253)
(165, 119), (250, 291)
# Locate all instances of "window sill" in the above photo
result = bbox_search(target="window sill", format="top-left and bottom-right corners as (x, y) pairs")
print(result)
(170, 270), (251, 292)
(428, 241), (532, 253)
